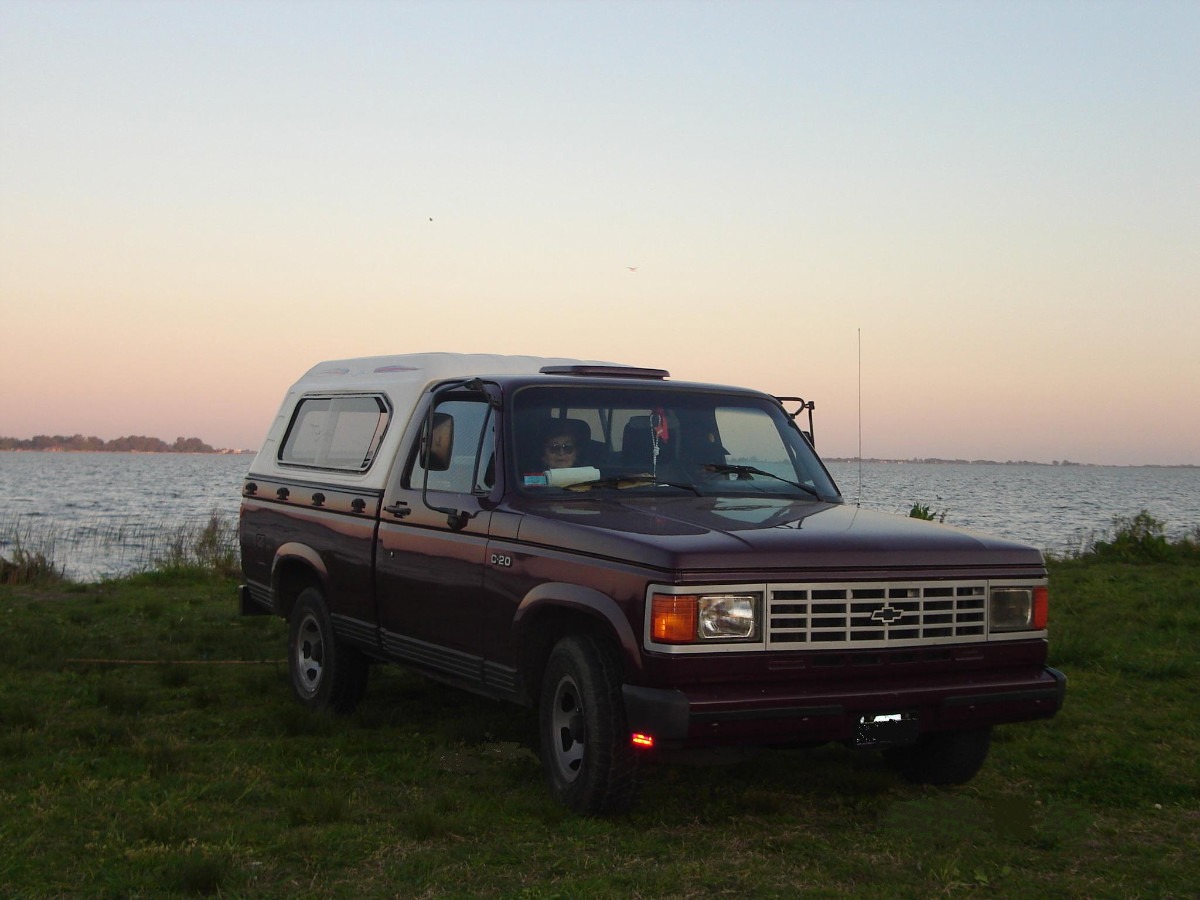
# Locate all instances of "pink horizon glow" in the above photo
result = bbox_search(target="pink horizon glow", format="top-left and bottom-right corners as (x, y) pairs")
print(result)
(2, 3), (1197, 466)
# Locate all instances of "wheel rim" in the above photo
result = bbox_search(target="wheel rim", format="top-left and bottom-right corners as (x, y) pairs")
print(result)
(294, 612), (324, 697)
(549, 674), (586, 783)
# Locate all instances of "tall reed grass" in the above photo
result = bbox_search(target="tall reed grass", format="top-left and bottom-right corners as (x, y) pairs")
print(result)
(0, 510), (240, 584)
(0, 538), (62, 585)
(1053, 510), (1200, 562)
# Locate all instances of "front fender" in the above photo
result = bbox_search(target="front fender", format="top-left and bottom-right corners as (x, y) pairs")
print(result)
(513, 582), (643, 680)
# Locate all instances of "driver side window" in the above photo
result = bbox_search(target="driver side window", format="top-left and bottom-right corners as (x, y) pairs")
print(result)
(406, 398), (494, 494)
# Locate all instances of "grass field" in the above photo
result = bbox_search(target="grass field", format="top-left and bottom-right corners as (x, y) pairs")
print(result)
(2, 534), (1197, 897)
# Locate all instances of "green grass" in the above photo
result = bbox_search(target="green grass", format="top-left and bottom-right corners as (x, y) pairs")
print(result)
(2, 554), (1198, 896)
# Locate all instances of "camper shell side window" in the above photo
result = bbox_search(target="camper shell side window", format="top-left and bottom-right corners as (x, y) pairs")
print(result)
(278, 394), (391, 472)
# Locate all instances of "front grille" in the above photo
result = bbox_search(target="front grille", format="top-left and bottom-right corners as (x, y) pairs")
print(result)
(768, 582), (987, 649)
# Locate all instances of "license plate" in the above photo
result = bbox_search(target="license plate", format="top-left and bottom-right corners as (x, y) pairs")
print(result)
(855, 712), (919, 747)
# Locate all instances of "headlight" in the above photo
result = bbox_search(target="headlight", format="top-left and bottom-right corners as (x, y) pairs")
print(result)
(651, 592), (761, 643)
(698, 594), (757, 639)
(990, 586), (1048, 632)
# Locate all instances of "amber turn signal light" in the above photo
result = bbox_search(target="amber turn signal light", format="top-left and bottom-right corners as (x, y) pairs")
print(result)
(651, 594), (697, 643)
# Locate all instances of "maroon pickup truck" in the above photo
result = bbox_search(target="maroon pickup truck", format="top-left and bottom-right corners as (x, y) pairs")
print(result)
(239, 353), (1065, 814)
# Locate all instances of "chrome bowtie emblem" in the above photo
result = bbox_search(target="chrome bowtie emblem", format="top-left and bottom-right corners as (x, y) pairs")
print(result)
(870, 604), (904, 625)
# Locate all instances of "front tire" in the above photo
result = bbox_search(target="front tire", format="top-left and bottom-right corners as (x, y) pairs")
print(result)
(539, 634), (642, 815)
(287, 586), (368, 714)
(884, 726), (992, 785)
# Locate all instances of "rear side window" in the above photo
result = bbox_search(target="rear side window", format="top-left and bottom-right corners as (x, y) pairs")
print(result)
(279, 395), (390, 471)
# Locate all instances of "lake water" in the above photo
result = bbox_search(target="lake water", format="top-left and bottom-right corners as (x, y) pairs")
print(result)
(825, 461), (1200, 553)
(1, 452), (250, 581)
(2, 452), (1197, 581)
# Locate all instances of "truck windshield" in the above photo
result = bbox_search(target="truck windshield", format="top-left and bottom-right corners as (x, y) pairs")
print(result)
(510, 385), (841, 501)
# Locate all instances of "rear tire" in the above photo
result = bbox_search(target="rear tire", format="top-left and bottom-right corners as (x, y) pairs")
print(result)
(884, 726), (992, 785)
(287, 587), (368, 714)
(539, 634), (642, 815)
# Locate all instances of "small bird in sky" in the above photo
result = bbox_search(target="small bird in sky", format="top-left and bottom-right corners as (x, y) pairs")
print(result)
(626, 266), (638, 272)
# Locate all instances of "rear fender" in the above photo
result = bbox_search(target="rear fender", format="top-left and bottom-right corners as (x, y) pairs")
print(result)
(270, 543), (330, 616)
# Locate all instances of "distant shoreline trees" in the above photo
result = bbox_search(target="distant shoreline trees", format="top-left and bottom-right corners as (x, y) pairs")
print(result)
(0, 434), (230, 453)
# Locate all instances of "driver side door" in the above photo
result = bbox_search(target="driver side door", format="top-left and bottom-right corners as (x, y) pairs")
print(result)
(374, 393), (496, 681)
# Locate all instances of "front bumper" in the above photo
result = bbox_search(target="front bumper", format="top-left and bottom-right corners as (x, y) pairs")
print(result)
(622, 666), (1066, 748)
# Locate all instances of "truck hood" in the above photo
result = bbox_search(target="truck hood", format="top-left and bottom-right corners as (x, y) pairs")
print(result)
(510, 495), (1043, 576)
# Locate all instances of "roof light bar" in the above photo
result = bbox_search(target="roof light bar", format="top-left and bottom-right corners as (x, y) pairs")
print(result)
(539, 365), (670, 379)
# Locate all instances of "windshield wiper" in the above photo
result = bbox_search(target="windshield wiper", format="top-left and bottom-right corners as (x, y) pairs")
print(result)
(564, 475), (702, 496)
(702, 464), (820, 498)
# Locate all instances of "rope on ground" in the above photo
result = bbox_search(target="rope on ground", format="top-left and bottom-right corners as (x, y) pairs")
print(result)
(64, 658), (285, 666)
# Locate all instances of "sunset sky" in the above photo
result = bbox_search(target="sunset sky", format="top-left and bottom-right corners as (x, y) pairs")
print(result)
(2, 1), (1197, 465)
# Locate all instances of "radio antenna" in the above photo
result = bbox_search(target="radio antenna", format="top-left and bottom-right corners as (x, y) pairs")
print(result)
(857, 327), (863, 507)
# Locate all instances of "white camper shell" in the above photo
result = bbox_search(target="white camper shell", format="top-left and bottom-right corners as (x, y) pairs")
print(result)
(248, 353), (625, 490)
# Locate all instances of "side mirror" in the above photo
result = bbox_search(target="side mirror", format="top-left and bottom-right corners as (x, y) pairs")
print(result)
(421, 412), (454, 471)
